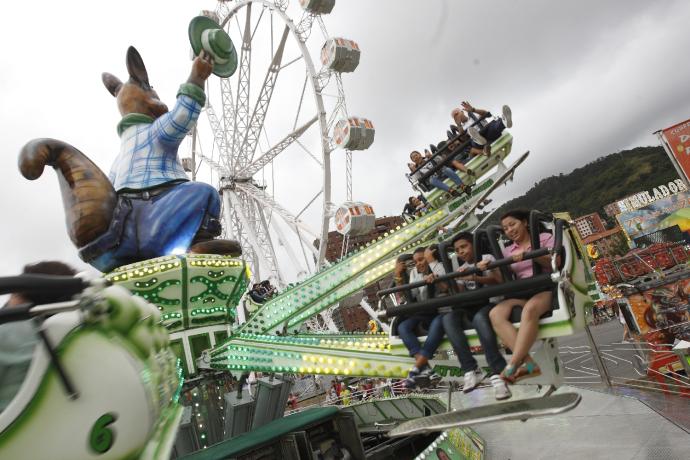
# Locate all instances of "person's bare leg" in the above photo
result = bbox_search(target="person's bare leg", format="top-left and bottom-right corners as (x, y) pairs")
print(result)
(489, 299), (526, 351)
(470, 147), (484, 157)
(451, 159), (468, 173)
(509, 292), (552, 365)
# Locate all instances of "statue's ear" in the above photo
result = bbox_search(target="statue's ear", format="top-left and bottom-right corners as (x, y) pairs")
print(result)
(126, 46), (150, 88)
(102, 72), (123, 97)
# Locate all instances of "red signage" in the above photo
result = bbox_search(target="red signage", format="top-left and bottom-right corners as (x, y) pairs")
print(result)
(661, 118), (690, 180)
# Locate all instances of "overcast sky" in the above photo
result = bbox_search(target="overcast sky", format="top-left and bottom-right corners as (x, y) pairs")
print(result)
(1, 0), (689, 280)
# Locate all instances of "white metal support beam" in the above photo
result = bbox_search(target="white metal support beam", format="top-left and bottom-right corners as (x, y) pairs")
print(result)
(236, 183), (320, 255)
(227, 189), (281, 282)
(220, 79), (236, 171)
(360, 298), (390, 333)
(232, 3), (253, 160)
(254, 199), (286, 286)
(236, 115), (318, 178)
(269, 214), (308, 280)
(238, 24), (291, 167)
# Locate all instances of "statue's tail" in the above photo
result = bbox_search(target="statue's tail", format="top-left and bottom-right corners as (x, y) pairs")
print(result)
(19, 138), (117, 248)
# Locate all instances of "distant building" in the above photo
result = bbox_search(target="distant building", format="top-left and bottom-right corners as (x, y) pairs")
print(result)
(324, 215), (404, 332)
(324, 215), (404, 263)
(582, 227), (628, 259)
(332, 303), (371, 332)
(603, 202), (622, 218)
(574, 213), (607, 239)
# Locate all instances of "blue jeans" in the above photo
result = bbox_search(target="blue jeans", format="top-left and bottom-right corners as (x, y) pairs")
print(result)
(442, 304), (507, 375)
(85, 181), (221, 272)
(429, 167), (463, 192)
(397, 314), (445, 359)
(471, 119), (505, 148)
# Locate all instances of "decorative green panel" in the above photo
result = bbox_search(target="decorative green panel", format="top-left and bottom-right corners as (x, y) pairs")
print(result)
(107, 254), (248, 333)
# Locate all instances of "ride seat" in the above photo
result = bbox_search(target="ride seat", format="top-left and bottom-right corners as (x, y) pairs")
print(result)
(390, 315), (430, 337)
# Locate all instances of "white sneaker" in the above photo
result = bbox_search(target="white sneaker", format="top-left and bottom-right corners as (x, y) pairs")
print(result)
(462, 368), (486, 393)
(502, 105), (513, 128)
(490, 374), (512, 400)
(467, 126), (487, 146)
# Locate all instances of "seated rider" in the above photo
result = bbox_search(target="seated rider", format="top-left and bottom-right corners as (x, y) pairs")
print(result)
(489, 209), (559, 383)
(0, 261), (77, 413)
(427, 145), (475, 180)
(402, 195), (429, 218)
(442, 233), (511, 400)
(408, 150), (471, 197)
(248, 283), (267, 303)
(260, 280), (276, 297)
(452, 101), (512, 156)
(393, 247), (445, 388)
(442, 140), (476, 177)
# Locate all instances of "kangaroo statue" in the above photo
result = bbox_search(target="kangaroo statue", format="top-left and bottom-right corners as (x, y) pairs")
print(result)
(19, 46), (241, 273)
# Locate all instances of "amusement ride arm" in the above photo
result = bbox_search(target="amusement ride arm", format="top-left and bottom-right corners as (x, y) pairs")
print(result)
(221, 153), (529, 342)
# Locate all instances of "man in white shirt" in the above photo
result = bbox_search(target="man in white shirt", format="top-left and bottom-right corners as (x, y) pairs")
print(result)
(443, 232), (512, 400)
(451, 101), (512, 156)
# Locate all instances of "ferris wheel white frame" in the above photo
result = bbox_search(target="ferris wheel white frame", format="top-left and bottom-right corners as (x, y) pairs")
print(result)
(194, 0), (356, 290)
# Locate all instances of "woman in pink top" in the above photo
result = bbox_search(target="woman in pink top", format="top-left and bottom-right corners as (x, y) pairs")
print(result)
(489, 209), (559, 383)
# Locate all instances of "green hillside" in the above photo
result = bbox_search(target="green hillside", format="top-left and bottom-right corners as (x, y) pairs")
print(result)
(485, 146), (681, 224)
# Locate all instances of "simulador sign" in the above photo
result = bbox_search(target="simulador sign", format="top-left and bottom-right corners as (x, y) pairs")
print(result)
(659, 117), (690, 183)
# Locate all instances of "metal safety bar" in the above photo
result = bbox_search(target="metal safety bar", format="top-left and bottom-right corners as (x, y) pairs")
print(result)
(0, 274), (88, 298)
(378, 217), (567, 299)
(0, 300), (82, 325)
(377, 217), (568, 319)
(377, 247), (551, 298)
(379, 273), (556, 320)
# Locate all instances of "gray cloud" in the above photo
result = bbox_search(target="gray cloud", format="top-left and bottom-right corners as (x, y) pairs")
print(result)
(1, 0), (689, 280)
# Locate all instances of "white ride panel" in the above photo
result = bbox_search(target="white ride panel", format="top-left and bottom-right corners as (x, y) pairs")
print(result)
(333, 117), (375, 150)
(321, 37), (361, 73)
(334, 201), (376, 236)
(300, 0), (336, 14)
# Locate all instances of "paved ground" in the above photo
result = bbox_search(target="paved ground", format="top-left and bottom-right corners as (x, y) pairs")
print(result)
(455, 385), (690, 460)
(446, 320), (690, 459)
(560, 319), (644, 382)
(558, 319), (690, 430)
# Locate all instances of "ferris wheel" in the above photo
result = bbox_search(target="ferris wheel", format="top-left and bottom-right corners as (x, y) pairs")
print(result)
(189, 0), (374, 297)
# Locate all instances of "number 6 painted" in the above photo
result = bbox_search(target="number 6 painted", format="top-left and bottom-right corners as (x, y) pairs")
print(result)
(89, 413), (118, 454)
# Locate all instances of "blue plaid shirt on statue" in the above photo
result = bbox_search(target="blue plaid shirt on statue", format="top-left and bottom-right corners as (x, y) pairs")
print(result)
(109, 83), (206, 191)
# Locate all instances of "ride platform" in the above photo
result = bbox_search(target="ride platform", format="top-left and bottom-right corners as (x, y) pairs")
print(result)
(451, 384), (690, 459)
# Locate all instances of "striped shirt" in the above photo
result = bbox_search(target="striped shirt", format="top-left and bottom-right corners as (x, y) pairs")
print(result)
(109, 83), (205, 191)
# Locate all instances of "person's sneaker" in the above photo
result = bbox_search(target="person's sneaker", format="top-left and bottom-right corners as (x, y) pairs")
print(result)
(462, 368), (486, 393)
(468, 126), (487, 145)
(404, 367), (421, 390)
(490, 374), (512, 400)
(461, 183), (473, 196)
(502, 104), (513, 128)
(417, 365), (442, 388)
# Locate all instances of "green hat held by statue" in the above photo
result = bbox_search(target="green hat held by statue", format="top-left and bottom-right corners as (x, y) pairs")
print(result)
(189, 15), (238, 78)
